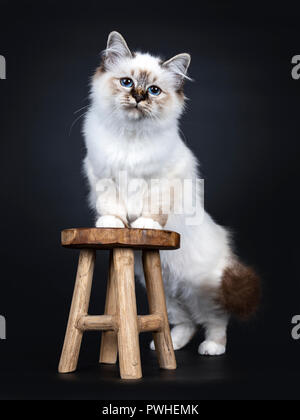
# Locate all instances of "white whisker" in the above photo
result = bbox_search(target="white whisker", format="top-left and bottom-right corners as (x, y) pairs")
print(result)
(69, 112), (87, 136)
(74, 105), (89, 114)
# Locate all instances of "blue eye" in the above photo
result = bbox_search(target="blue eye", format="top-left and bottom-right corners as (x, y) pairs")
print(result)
(120, 78), (133, 88)
(148, 85), (161, 96)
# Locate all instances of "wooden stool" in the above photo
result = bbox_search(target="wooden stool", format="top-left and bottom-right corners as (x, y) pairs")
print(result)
(58, 227), (180, 379)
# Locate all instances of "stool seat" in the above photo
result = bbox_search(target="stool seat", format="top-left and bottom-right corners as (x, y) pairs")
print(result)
(61, 227), (180, 250)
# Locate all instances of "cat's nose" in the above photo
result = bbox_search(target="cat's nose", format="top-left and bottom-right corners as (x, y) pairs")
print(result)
(132, 89), (146, 104)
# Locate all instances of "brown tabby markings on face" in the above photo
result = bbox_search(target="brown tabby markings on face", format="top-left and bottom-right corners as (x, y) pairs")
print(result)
(138, 70), (151, 87)
(176, 88), (185, 99)
(131, 69), (157, 87)
(157, 93), (172, 111)
(134, 87), (146, 96)
(94, 64), (106, 78)
(95, 64), (184, 104)
(109, 77), (122, 95)
(95, 64), (184, 118)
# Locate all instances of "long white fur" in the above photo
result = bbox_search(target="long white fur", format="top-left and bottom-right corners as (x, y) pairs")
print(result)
(83, 32), (232, 355)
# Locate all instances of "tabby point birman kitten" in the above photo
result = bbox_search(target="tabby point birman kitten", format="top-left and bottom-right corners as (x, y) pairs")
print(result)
(83, 31), (260, 355)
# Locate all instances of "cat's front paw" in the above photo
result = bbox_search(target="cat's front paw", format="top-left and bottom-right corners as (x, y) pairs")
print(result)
(198, 340), (226, 356)
(131, 217), (162, 230)
(96, 215), (125, 228)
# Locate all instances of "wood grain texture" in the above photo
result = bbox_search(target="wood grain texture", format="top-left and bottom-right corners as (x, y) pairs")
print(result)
(142, 250), (177, 370)
(58, 249), (96, 373)
(59, 228), (179, 378)
(77, 315), (117, 331)
(76, 314), (163, 333)
(113, 248), (142, 379)
(137, 314), (163, 332)
(61, 228), (180, 250)
(99, 252), (118, 364)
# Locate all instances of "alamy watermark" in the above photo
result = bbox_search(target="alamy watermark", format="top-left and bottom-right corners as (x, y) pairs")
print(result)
(0, 315), (6, 340)
(291, 55), (300, 80)
(291, 315), (300, 340)
(1, 55), (7, 336)
(0, 55), (6, 79)
(95, 171), (205, 226)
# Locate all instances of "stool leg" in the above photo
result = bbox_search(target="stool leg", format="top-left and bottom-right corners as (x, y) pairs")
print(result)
(99, 251), (118, 364)
(58, 249), (96, 373)
(142, 250), (176, 370)
(113, 248), (142, 379)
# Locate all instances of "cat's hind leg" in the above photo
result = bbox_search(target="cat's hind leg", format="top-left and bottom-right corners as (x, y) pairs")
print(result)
(198, 316), (228, 356)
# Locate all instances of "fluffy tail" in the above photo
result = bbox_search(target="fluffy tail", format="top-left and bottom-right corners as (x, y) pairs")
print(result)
(218, 260), (261, 320)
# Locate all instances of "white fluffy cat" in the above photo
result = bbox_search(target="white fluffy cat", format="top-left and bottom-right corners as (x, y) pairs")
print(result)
(83, 32), (260, 356)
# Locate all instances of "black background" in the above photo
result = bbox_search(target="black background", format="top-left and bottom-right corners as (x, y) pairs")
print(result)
(0, 0), (299, 400)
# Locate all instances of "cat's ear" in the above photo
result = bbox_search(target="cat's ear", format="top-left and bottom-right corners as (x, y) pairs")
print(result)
(162, 53), (191, 85)
(104, 31), (132, 67)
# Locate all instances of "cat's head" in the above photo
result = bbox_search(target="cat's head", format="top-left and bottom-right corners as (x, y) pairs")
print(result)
(91, 31), (191, 129)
